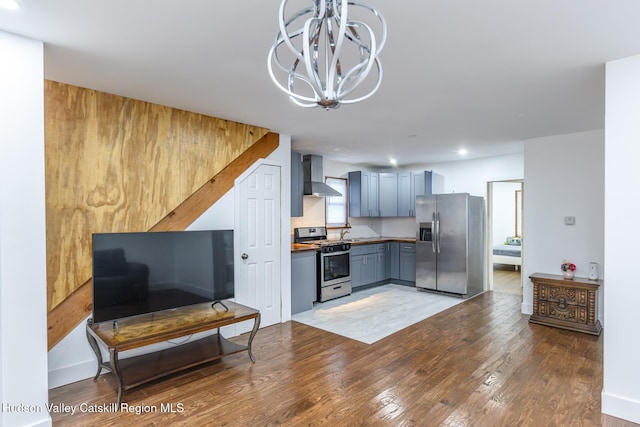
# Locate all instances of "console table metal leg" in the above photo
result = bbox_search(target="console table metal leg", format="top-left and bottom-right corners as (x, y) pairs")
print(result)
(109, 348), (124, 409)
(86, 328), (104, 380)
(247, 313), (261, 363)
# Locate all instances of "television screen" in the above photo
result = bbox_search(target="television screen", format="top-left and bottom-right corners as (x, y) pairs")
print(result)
(91, 230), (234, 323)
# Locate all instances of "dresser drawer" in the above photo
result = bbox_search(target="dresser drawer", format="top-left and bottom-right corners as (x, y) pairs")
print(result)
(538, 283), (588, 307)
(538, 301), (588, 324)
(399, 243), (415, 253)
(351, 243), (386, 255)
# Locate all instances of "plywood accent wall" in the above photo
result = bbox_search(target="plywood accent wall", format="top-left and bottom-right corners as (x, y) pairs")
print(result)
(44, 81), (269, 312)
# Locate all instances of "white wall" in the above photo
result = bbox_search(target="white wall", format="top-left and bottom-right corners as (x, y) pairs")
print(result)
(423, 153), (524, 197)
(492, 182), (521, 246)
(48, 136), (292, 389)
(602, 54), (640, 423)
(522, 129), (605, 320)
(0, 31), (51, 427)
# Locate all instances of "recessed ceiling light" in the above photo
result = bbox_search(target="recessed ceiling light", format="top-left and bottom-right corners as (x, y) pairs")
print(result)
(389, 158), (397, 165)
(458, 148), (468, 155)
(0, 0), (20, 10)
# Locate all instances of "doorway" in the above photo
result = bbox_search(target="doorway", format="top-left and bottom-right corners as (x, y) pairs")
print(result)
(235, 162), (282, 334)
(487, 180), (524, 296)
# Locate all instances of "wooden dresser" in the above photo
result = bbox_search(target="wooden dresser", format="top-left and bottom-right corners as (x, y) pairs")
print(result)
(529, 273), (602, 335)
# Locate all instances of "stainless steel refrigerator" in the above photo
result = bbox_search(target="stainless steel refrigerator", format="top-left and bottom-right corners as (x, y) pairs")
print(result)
(415, 193), (485, 297)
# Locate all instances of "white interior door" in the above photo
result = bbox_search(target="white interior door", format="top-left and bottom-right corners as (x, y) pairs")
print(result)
(235, 163), (282, 333)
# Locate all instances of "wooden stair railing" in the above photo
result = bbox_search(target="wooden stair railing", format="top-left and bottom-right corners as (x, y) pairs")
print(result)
(47, 132), (279, 350)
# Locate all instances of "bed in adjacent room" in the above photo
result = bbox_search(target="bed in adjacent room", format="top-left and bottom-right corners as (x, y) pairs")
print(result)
(493, 236), (522, 270)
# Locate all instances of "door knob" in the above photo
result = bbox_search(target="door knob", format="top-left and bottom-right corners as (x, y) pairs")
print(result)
(241, 253), (249, 260)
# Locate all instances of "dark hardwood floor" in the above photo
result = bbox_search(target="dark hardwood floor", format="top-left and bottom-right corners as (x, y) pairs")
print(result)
(49, 291), (636, 426)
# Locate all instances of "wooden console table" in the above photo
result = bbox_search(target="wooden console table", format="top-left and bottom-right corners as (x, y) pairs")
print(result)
(86, 301), (260, 407)
(529, 273), (602, 335)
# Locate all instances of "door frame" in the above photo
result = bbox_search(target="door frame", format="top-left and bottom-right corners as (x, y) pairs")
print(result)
(234, 158), (290, 324)
(486, 179), (524, 297)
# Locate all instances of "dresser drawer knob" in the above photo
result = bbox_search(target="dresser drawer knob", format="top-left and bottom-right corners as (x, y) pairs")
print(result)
(558, 298), (567, 309)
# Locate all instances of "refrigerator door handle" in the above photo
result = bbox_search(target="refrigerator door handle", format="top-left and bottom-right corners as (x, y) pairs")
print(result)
(436, 211), (441, 253)
(432, 212), (436, 253)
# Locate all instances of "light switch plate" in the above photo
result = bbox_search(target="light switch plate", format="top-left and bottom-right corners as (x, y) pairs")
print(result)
(564, 216), (576, 226)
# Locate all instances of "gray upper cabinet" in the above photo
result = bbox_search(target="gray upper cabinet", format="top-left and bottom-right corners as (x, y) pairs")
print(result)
(349, 171), (379, 217)
(397, 172), (412, 217)
(350, 169), (444, 218)
(379, 172), (398, 216)
(370, 172), (379, 216)
(291, 251), (317, 314)
(398, 171), (438, 217)
(291, 152), (303, 217)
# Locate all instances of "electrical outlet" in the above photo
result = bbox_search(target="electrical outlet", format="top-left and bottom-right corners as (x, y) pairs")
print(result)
(564, 216), (576, 226)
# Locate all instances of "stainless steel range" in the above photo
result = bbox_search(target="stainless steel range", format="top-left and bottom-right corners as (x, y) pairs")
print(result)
(294, 226), (351, 302)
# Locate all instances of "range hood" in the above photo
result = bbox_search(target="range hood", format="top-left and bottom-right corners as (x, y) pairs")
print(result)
(303, 154), (342, 197)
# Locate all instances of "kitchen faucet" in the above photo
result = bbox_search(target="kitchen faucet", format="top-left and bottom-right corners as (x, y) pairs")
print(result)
(339, 229), (350, 240)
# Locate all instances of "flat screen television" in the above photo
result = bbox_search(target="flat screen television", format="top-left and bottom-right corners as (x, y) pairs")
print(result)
(91, 230), (234, 324)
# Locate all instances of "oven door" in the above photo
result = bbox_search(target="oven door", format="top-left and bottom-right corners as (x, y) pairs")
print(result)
(320, 250), (351, 287)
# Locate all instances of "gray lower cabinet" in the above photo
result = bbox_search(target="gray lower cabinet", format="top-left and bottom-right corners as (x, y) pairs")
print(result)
(374, 251), (386, 283)
(389, 242), (400, 280)
(388, 242), (416, 283)
(351, 243), (387, 288)
(398, 243), (416, 282)
(351, 241), (416, 289)
(351, 254), (365, 287)
(351, 253), (378, 287)
(291, 251), (317, 314)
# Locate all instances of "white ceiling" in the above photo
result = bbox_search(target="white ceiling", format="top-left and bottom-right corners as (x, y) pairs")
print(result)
(2, 1), (639, 167)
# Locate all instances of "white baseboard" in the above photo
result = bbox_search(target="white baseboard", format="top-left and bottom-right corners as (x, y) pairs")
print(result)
(48, 359), (97, 390)
(6, 414), (52, 427)
(31, 417), (53, 427)
(602, 390), (640, 424)
(521, 302), (533, 315)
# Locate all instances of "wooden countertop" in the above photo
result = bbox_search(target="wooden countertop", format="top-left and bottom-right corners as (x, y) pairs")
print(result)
(291, 237), (416, 253)
(291, 243), (320, 253)
(351, 236), (416, 244)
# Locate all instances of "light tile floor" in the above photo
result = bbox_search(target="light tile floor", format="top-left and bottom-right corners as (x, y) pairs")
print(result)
(292, 284), (466, 344)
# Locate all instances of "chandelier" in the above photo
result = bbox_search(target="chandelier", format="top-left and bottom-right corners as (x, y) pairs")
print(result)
(267, 0), (387, 109)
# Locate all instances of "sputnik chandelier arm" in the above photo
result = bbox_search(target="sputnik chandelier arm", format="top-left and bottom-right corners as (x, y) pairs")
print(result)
(267, 0), (386, 109)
